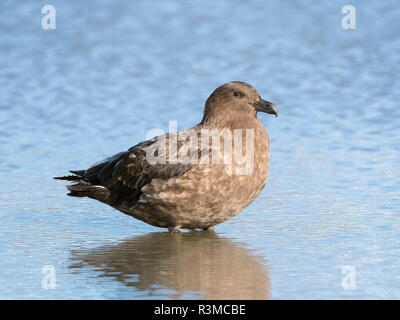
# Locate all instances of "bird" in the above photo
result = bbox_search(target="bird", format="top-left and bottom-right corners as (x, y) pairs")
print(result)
(54, 81), (278, 233)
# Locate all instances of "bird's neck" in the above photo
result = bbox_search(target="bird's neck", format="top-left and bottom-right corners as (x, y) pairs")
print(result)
(200, 113), (262, 131)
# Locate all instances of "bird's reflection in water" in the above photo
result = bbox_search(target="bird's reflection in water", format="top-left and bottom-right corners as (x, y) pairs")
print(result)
(70, 231), (270, 299)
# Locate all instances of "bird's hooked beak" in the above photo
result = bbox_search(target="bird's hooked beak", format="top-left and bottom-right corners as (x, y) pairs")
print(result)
(251, 98), (278, 117)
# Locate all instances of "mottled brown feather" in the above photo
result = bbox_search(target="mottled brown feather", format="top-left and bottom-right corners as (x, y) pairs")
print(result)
(55, 81), (277, 231)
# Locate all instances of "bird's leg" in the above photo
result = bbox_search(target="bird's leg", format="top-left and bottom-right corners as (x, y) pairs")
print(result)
(202, 226), (214, 231)
(168, 225), (182, 234)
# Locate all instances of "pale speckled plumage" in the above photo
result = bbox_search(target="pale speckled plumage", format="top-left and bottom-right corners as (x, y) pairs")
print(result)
(54, 81), (278, 232)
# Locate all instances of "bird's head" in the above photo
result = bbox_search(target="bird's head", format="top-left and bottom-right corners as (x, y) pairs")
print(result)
(201, 81), (278, 124)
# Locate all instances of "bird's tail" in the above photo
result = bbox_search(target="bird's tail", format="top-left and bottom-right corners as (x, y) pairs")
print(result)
(66, 181), (110, 202)
(53, 175), (83, 181)
(54, 170), (110, 202)
(53, 170), (85, 181)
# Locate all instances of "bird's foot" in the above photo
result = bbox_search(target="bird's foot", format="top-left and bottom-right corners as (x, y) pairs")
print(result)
(168, 225), (182, 234)
(202, 226), (214, 232)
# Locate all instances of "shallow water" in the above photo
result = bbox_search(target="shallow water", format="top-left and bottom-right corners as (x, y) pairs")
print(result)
(0, 0), (399, 299)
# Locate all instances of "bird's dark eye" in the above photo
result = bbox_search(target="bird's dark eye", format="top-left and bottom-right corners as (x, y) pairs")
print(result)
(233, 91), (244, 98)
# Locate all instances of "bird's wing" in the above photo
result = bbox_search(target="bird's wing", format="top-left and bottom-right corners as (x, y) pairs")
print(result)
(82, 132), (197, 200)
